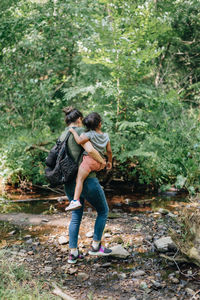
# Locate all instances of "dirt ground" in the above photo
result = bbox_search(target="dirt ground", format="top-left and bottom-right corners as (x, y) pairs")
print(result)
(0, 206), (200, 300)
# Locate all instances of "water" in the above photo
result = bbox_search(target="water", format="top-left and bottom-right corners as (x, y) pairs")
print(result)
(0, 189), (189, 215)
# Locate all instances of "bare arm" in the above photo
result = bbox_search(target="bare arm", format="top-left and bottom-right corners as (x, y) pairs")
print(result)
(82, 141), (106, 168)
(69, 128), (106, 168)
(69, 128), (89, 145)
(106, 141), (112, 170)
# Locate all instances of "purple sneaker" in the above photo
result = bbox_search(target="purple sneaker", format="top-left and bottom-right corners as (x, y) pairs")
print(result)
(88, 243), (112, 256)
(68, 252), (84, 264)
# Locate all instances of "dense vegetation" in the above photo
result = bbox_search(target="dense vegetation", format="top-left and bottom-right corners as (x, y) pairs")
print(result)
(0, 0), (199, 193)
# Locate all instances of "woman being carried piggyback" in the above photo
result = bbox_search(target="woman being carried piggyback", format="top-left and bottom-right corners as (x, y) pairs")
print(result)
(65, 112), (112, 212)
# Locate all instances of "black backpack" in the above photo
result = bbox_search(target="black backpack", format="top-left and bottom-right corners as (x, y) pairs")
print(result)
(45, 131), (80, 187)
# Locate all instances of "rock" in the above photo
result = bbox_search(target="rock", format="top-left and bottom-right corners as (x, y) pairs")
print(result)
(77, 272), (89, 281)
(185, 288), (195, 296)
(154, 236), (176, 252)
(44, 266), (52, 272)
(153, 212), (162, 218)
(33, 242), (40, 246)
(8, 230), (17, 235)
(110, 245), (130, 258)
(25, 239), (33, 244)
(42, 219), (49, 223)
(187, 270), (193, 275)
(170, 277), (179, 284)
(102, 262), (111, 267)
(132, 270), (145, 277)
(129, 297), (136, 300)
(151, 280), (162, 288)
(108, 212), (120, 219)
(18, 252), (27, 257)
(124, 198), (131, 204)
(104, 233), (112, 238)
(60, 245), (68, 252)
(158, 208), (170, 215)
(56, 257), (62, 261)
(85, 231), (93, 238)
(58, 236), (68, 245)
(119, 273), (126, 279)
(168, 212), (177, 218)
(146, 235), (153, 241)
(140, 281), (148, 290)
(24, 235), (32, 239)
(67, 267), (78, 274)
(93, 263), (101, 269)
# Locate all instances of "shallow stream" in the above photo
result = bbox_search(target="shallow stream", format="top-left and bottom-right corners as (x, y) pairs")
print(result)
(0, 188), (189, 215)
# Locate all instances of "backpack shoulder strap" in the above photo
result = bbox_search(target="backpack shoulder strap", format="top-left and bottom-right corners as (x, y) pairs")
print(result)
(57, 131), (71, 161)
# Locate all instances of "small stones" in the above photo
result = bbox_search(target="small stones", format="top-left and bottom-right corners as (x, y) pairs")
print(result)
(185, 288), (195, 296)
(44, 266), (53, 273)
(168, 273), (180, 284)
(132, 270), (145, 277)
(85, 231), (93, 238)
(124, 198), (131, 204)
(108, 212), (120, 219)
(25, 238), (33, 244)
(104, 232), (112, 238)
(76, 272), (89, 281)
(151, 280), (162, 289)
(60, 245), (68, 252)
(24, 235), (32, 239)
(8, 230), (17, 235)
(170, 277), (179, 284)
(154, 236), (176, 252)
(140, 281), (148, 290)
(41, 219), (49, 223)
(67, 267), (78, 275)
(101, 262), (112, 268)
(109, 245), (130, 258)
(157, 208), (170, 215)
(118, 273), (126, 279)
(18, 252), (27, 257)
(58, 236), (68, 245)
(1, 197), (198, 300)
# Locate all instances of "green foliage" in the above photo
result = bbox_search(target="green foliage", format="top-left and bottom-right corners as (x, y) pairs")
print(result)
(0, 0), (199, 193)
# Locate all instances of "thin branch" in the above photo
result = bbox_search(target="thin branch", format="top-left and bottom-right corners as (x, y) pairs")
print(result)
(191, 289), (200, 300)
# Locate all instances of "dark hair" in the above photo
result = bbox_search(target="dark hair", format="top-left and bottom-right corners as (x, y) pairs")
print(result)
(62, 106), (83, 125)
(83, 112), (102, 130)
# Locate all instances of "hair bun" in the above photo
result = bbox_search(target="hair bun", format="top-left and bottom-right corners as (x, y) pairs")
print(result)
(62, 106), (74, 115)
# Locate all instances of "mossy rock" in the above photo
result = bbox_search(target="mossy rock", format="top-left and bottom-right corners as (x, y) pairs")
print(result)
(108, 212), (120, 219)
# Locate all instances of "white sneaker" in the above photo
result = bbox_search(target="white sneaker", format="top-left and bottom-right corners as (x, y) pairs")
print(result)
(65, 200), (82, 212)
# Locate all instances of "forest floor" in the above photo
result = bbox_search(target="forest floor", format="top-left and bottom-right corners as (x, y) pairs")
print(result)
(0, 201), (200, 300)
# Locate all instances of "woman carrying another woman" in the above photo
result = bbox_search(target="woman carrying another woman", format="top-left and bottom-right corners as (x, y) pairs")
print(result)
(61, 106), (112, 264)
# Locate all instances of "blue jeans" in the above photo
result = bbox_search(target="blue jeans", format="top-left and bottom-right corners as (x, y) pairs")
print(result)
(64, 177), (109, 249)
